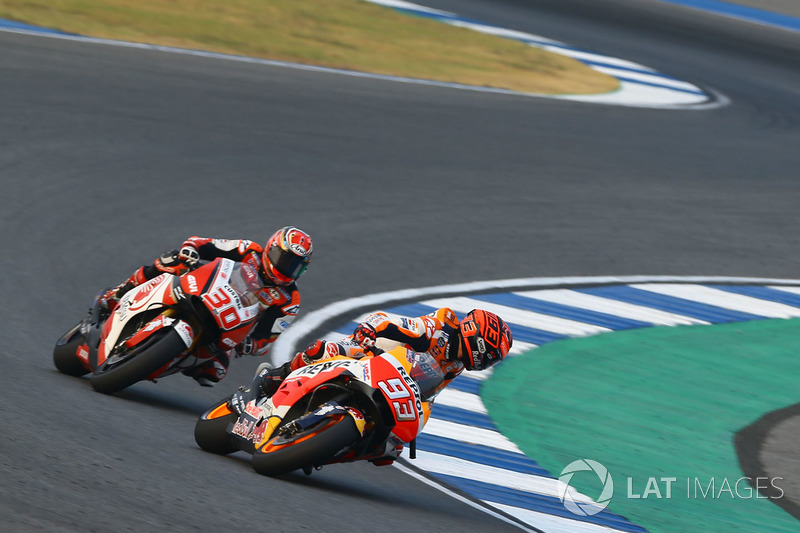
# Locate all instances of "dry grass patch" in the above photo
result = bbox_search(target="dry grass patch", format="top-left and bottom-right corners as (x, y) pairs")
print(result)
(1, 0), (619, 95)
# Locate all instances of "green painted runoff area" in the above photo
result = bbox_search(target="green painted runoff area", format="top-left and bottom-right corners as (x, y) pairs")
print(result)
(483, 318), (800, 532)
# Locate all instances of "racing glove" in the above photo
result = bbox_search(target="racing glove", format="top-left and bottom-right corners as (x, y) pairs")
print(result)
(297, 340), (327, 366)
(353, 323), (377, 347)
(178, 244), (200, 266)
(154, 245), (199, 275)
(98, 284), (126, 313)
(234, 336), (255, 358)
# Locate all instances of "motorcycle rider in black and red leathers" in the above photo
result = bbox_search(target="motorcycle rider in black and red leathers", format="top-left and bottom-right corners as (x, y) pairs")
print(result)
(98, 226), (313, 386)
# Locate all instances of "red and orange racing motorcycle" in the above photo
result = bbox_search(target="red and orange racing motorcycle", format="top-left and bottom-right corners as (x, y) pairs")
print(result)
(194, 345), (443, 476)
(53, 257), (265, 394)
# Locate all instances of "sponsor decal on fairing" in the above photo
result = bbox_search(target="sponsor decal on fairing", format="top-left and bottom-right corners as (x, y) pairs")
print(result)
(313, 404), (336, 416)
(241, 262), (258, 284)
(143, 315), (174, 333)
(173, 320), (194, 348)
(245, 401), (262, 418)
(347, 407), (367, 435)
(231, 416), (268, 444)
(293, 359), (361, 377)
(77, 344), (90, 364)
(117, 299), (131, 321)
(173, 285), (185, 301)
(128, 274), (171, 311)
(347, 407), (365, 422)
(221, 337), (237, 348)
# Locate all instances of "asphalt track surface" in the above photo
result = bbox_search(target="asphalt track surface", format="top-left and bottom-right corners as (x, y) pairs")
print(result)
(1, 0), (799, 531)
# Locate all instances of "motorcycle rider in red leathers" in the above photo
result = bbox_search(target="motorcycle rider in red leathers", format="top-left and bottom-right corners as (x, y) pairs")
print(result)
(98, 226), (313, 387)
(233, 306), (513, 464)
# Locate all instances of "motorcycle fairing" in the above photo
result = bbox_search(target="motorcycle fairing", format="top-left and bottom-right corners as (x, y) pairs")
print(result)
(230, 399), (272, 449)
(96, 273), (179, 366)
(253, 350), (433, 449)
(188, 258), (261, 334)
(248, 358), (365, 448)
(367, 351), (426, 443)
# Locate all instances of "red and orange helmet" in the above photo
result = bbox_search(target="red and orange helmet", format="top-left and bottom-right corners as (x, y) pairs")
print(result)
(262, 226), (313, 286)
(459, 309), (513, 371)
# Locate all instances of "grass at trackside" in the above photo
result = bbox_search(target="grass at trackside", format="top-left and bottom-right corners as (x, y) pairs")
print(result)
(0, 0), (619, 95)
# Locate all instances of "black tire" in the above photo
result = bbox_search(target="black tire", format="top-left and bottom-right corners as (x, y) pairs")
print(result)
(90, 328), (185, 394)
(53, 321), (90, 377)
(195, 399), (239, 455)
(251, 414), (360, 477)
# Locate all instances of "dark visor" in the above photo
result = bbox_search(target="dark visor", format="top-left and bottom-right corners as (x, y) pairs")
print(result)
(267, 243), (309, 280)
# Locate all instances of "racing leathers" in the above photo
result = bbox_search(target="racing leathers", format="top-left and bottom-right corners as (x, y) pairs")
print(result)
(294, 308), (465, 393)
(102, 237), (301, 386)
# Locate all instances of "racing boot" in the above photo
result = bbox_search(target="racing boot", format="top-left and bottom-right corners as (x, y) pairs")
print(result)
(98, 267), (147, 314)
(98, 286), (121, 314)
(183, 350), (228, 387)
(228, 361), (292, 415)
(182, 364), (225, 387)
(98, 282), (131, 314)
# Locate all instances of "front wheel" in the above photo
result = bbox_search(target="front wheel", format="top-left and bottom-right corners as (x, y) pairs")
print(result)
(53, 321), (91, 377)
(90, 328), (185, 394)
(251, 414), (360, 476)
(195, 399), (239, 455)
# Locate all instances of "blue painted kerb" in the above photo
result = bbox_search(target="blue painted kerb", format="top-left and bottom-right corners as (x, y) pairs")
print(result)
(0, 18), (76, 35)
(654, 0), (800, 32)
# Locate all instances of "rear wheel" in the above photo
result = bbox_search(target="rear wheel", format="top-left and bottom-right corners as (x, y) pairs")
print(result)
(90, 328), (185, 394)
(195, 400), (239, 455)
(251, 414), (360, 476)
(53, 321), (91, 377)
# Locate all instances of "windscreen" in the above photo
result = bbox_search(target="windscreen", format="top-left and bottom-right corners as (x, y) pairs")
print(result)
(407, 351), (445, 401)
(228, 262), (263, 308)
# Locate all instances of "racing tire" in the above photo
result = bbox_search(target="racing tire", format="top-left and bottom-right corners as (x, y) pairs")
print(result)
(195, 400), (239, 455)
(53, 321), (91, 377)
(251, 414), (360, 477)
(90, 328), (185, 394)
